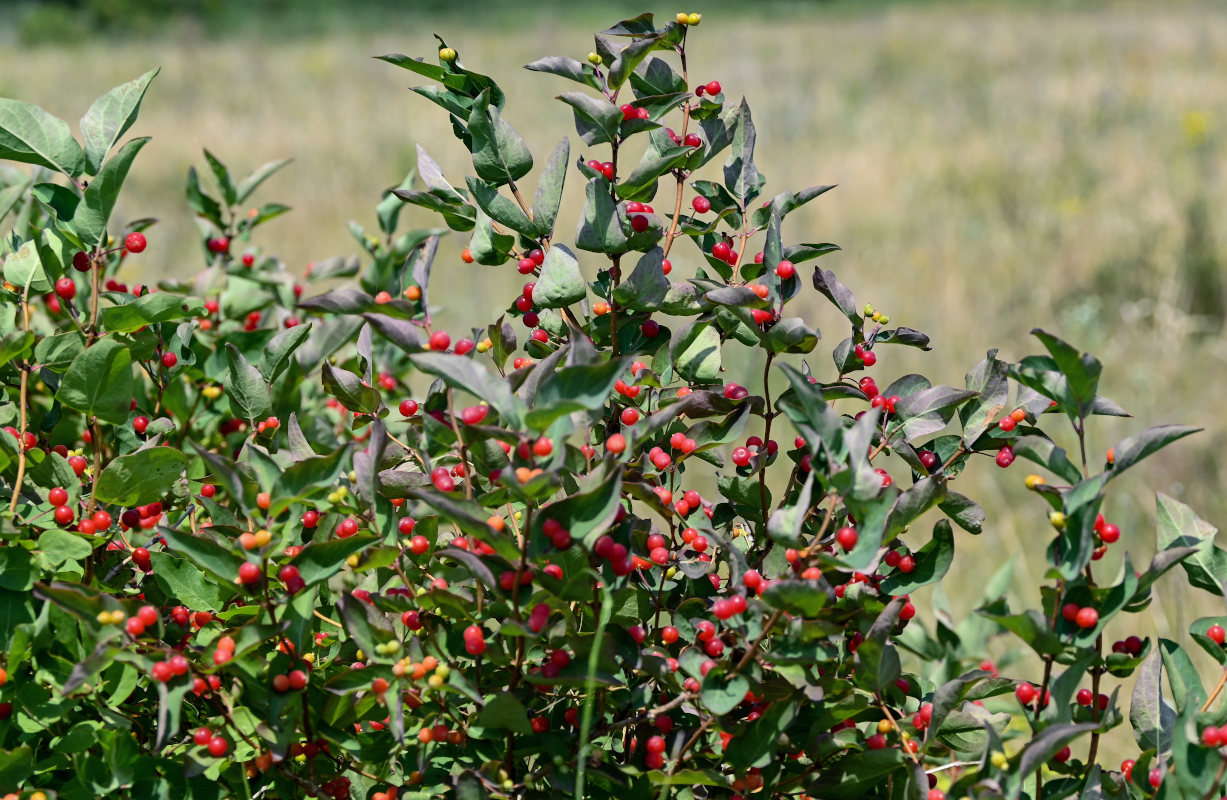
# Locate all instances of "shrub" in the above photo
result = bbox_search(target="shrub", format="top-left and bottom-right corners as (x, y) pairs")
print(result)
(0, 10), (1221, 800)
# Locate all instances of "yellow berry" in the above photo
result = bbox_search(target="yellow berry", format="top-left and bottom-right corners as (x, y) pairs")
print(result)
(202, 386), (222, 400)
(439, 47), (457, 62)
(346, 554), (359, 567)
(872, 312), (883, 322)
(428, 674), (444, 689)
(991, 751), (1009, 769)
(31, 793), (47, 800)
(900, 730), (911, 741)
(1025, 474), (1046, 490)
(254, 529), (271, 547)
(1050, 511), (1067, 529)
(877, 719), (894, 734)
(864, 303), (875, 317)
(355, 650), (365, 661)
(514, 510), (523, 521)
(96, 611), (111, 624)
(303, 653), (315, 664)
(676, 12), (690, 23)
(435, 664), (450, 678)
(687, 12), (702, 25)
(110, 610), (125, 623)
(348, 470), (357, 483)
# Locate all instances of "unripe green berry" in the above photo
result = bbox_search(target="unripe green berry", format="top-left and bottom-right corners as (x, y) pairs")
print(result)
(879, 315), (890, 324)
(864, 304), (874, 317)
(587, 51), (602, 65)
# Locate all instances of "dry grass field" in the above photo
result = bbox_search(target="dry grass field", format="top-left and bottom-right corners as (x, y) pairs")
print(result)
(3, 0), (1227, 763)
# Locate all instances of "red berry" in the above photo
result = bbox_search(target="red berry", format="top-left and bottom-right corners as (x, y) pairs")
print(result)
(238, 562), (261, 584)
(1076, 689), (1093, 706)
(54, 277), (76, 300)
(207, 736), (229, 757)
(692, 196), (711, 213)
(711, 242), (732, 261)
(1075, 607), (1099, 629)
(1208, 624), (1226, 645)
(161, 352), (178, 369)
(775, 260), (795, 279)
(995, 446), (1014, 468)
(133, 416), (149, 435)
(54, 505), (74, 526)
(1015, 682), (1037, 705)
(835, 526), (858, 551)
(429, 330), (451, 351)
(705, 81), (722, 95)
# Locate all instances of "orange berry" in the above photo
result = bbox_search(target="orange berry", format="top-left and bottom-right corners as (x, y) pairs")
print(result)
(405, 285), (422, 301)
(593, 301), (611, 316)
(1010, 408), (1027, 423)
(256, 492), (270, 510)
(487, 515), (506, 532)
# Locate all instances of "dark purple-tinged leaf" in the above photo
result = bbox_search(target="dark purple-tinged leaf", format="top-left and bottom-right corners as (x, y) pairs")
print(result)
(885, 475), (947, 537)
(1091, 394), (1131, 417)
(1155, 492), (1227, 597)
(376, 469), (431, 498)
(1011, 435), (1082, 485)
(881, 520), (954, 594)
(959, 349), (1008, 444)
(752, 185), (837, 228)
(321, 361), (381, 415)
(704, 285), (768, 309)
(1107, 425), (1201, 481)
(895, 385), (978, 420)
(557, 91), (623, 147)
(783, 242), (840, 263)
(487, 315), (516, 371)
(723, 99), (763, 201)
(1131, 545), (1199, 607)
(531, 137), (569, 234)
(297, 288), (374, 314)
(411, 352), (524, 428)
(812, 267), (860, 325)
(1007, 722), (1099, 797)
(611, 248), (670, 312)
(257, 321), (311, 383)
(766, 318), (820, 354)
(524, 56), (601, 91)
(1130, 650), (1176, 755)
(94, 447), (189, 507)
(1031, 328), (1102, 420)
(363, 313), (422, 354)
(939, 491), (984, 534)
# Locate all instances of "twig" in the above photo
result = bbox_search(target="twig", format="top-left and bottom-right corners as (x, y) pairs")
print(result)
(8, 285), (32, 514)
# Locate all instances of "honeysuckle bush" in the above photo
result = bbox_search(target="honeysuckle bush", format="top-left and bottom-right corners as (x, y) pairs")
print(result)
(0, 10), (1225, 800)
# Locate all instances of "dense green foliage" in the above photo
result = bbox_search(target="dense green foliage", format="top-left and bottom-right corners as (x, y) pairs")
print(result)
(0, 10), (1223, 800)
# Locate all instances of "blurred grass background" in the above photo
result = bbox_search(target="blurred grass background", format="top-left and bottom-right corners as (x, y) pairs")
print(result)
(4, 0), (1227, 767)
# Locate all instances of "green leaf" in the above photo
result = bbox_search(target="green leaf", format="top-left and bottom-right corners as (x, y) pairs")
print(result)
(812, 267), (860, 326)
(671, 319), (721, 382)
(1130, 650), (1175, 756)
(880, 519), (954, 594)
(524, 57), (601, 90)
(1031, 328), (1102, 420)
(99, 292), (206, 334)
(766, 317), (820, 354)
(80, 68), (158, 175)
(293, 535), (378, 586)
(1107, 425), (1201, 481)
(224, 342), (272, 424)
(939, 491), (984, 534)
(0, 549), (34, 591)
(465, 175), (542, 238)
(575, 177), (627, 255)
(236, 157), (292, 204)
(612, 248), (669, 311)
(75, 136), (149, 248)
(1008, 722), (1099, 797)
(94, 447), (189, 506)
(557, 91), (623, 147)
(409, 352), (524, 429)
(467, 206), (515, 265)
(1159, 638), (1207, 713)
(158, 527), (244, 584)
(531, 244), (586, 308)
(960, 349), (1009, 444)
(203, 148), (236, 206)
(258, 322), (312, 383)
(545, 469), (623, 547)
(531, 137), (569, 235)
(468, 90), (532, 186)
(322, 361), (381, 415)
(3, 240), (50, 293)
(616, 147), (689, 202)
(700, 667), (749, 716)
(475, 692), (532, 735)
(527, 357), (630, 431)
(0, 331), (32, 369)
(724, 699), (798, 768)
(1156, 492), (1227, 597)
(723, 99), (763, 201)
(1011, 435), (1083, 485)
(37, 529), (92, 567)
(766, 474), (813, 548)
(0, 98), (86, 176)
(761, 579), (828, 617)
(57, 338), (134, 425)
(148, 551), (226, 610)
(0, 746), (33, 790)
